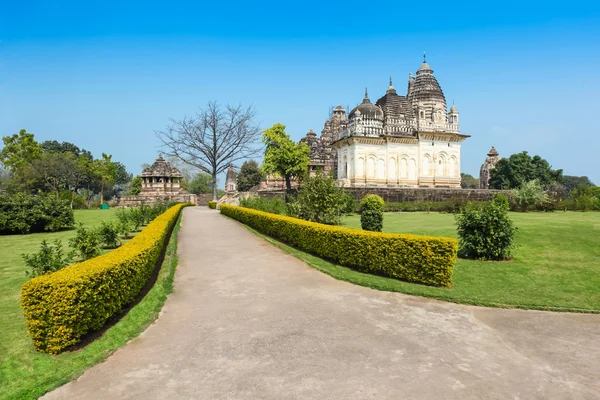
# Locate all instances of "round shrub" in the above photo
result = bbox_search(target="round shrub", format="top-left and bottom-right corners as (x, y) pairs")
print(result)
(208, 201), (217, 209)
(455, 194), (516, 260)
(360, 194), (384, 232)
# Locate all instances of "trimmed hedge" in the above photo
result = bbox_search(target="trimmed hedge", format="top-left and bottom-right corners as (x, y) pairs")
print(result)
(20, 204), (187, 354)
(220, 205), (457, 287)
(208, 201), (217, 209)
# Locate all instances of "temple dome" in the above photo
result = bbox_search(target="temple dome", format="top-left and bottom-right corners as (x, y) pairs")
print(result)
(408, 60), (446, 106)
(142, 154), (182, 178)
(349, 88), (384, 120)
(450, 104), (458, 113)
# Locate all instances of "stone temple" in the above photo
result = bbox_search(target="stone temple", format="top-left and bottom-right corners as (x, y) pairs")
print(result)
(301, 56), (470, 188)
(118, 154), (196, 206)
(479, 146), (501, 189)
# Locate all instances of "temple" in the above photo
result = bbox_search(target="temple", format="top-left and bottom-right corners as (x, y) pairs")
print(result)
(302, 55), (470, 188)
(479, 146), (501, 189)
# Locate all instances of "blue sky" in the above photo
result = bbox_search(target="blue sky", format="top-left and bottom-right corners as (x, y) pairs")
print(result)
(1, 1), (599, 184)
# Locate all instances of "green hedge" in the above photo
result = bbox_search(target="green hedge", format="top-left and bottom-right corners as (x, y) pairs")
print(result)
(220, 205), (457, 287)
(208, 201), (217, 209)
(0, 193), (74, 234)
(20, 204), (188, 354)
(383, 200), (489, 213)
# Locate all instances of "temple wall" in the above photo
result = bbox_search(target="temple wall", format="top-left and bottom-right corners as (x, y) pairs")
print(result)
(255, 187), (509, 203)
(117, 194), (197, 207)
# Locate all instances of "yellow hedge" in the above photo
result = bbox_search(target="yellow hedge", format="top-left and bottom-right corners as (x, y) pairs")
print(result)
(220, 205), (457, 287)
(20, 204), (187, 354)
(208, 201), (217, 209)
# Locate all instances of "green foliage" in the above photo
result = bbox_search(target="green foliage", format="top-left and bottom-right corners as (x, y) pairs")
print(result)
(208, 200), (217, 209)
(97, 221), (121, 248)
(20, 204), (186, 354)
(489, 151), (563, 189)
(291, 172), (348, 225)
(455, 195), (516, 260)
(186, 172), (213, 194)
(0, 129), (42, 172)
(360, 194), (384, 232)
(68, 223), (102, 261)
(341, 192), (357, 214)
(239, 196), (286, 214)
(562, 175), (594, 193)
(236, 160), (264, 192)
(510, 180), (549, 211)
(221, 205), (457, 287)
(129, 207), (145, 230)
(384, 200), (489, 213)
(22, 240), (75, 278)
(0, 193), (74, 234)
(564, 185), (600, 211)
(460, 173), (479, 189)
(128, 175), (142, 195)
(261, 123), (310, 191)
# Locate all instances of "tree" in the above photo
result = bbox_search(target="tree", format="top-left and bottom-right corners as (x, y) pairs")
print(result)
(562, 175), (594, 194)
(156, 101), (261, 200)
(236, 160), (263, 192)
(489, 151), (562, 190)
(291, 172), (347, 225)
(460, 173), (479, 189)
(262, 123), (310, 192)
(128, 175), (142, 195)
(94, 153), (117, 205)
(27, 152), (76, 199)
(186, 172), (213, 194)
(0, 129), (42, 173)
(511, 179), (549, 211)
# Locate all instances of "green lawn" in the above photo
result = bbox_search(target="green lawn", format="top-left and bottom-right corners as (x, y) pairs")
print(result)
(254, 211), (600, 312)
(0, 209), (184, 399)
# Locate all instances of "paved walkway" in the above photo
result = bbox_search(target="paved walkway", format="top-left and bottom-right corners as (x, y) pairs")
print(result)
(45, 207), (600, 399)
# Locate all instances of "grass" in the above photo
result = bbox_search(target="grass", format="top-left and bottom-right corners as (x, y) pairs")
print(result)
(241, 211), (600, 313)
(0, 210), (184, 399)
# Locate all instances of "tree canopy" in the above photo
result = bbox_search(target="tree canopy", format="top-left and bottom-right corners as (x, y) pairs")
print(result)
(236, 160), (263, 192)
(489, 151), (562, 190)
(460, 173), (479, 189)
(261, 123), (310, 191)
(185, 172), (213, 194)
(562, 175), (594, 193)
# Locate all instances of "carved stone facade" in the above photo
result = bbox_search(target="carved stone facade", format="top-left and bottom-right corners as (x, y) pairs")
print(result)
(300, 56), (469, 188)
(479, 146), (501, 189)
(225, 166), (237, 193)
(118, 154), (196, 207)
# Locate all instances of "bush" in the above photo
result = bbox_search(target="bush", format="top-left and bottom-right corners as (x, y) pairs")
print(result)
(294, 173), (347, 225)
(208, 201), (217, 209)
(360, 194), (384, 232)
(455, 194), (516, 261)
(510, 180), (549, 211)
(69, 223), (102, 261)
(129, 207), (145, 231)
(0, 193), (74, 234)
(20, 204), (187, 354)
(97, 221), (121, 248)
(341, 192), (357, 214)
(23, 240), (74, 278)
(220, 205), (457, 287)
(383, 199), (489, 213)
(239, 196), (286, 214)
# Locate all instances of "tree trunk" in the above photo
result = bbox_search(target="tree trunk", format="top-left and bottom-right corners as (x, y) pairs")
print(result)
(100, 182), (104, 205)
(212, 174), (218, 201)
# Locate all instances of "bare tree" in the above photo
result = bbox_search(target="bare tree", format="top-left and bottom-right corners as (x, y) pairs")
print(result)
(155, 102), (262, 200)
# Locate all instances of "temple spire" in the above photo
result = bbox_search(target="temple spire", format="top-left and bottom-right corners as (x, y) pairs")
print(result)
(362, 87), (371, 103)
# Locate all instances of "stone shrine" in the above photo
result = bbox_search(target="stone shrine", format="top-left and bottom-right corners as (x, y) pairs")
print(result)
(479, 146), (501, 189)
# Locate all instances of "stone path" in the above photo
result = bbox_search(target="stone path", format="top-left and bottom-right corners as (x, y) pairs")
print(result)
(44, 207), (600, 399)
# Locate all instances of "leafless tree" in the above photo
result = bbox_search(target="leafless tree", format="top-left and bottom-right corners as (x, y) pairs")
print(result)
(155, 102), (262, 200)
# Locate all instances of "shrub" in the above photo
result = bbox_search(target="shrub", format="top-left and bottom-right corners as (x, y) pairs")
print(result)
(238, 196), (286, 214)
(97, 221), (121, 248)
(383, 200), (489, 213)
(360, 194), (384, 232)
(455, 194), (516, 261)
(208, 201), (217, 209)
(129, 207), (145, 231)
(510, 180), (549, 211)
(69, 223), (102, 261)
(341, 192), (357, 214)
(220, 205), (457, 287)
(295, 172), (347, 225)
(0, 193), (74, 234)
(23, 240), (75, 278)
(20, 204), (186, 354)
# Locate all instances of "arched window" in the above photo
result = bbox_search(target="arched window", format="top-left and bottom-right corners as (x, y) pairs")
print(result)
(357, 157), (364, 177)
(423, 154), (430, 177)
(377, 159), (385, 179)
(367, 157), (376, 178)
(389, 157), (397, 180)
(400, 158), (408, 179)
(409, 159), (417, 180)
(449, 157), (457, 178)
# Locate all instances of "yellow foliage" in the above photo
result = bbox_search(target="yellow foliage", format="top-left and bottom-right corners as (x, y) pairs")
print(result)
(220, 205), (457, 288)
(20, 204), (187, 354)
(208, 201), (217, 209)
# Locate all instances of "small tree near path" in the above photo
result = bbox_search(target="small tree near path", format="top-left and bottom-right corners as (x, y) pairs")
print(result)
(261, 123), (310, 194)
(156, 102), (261, 200)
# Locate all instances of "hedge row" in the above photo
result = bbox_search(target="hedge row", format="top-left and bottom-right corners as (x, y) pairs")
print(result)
(20, 204), (188, 354)
(220, 205), (457, 287)
(383, 200), (489, 213)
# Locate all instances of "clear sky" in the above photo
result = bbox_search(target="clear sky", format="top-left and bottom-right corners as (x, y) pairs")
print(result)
(1, 1), (599, 184)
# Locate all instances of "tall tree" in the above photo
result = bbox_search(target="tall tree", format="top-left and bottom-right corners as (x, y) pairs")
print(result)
(186, 172), (213, 194)
(94, 153), (117, 205)
(28, 152), (76, 198)
(262, 123), (310, 192)
(460, 173), (479, 189)
(0, 129), (42, 173)
(562, 175), (594, 194)
(236, 160), (263, 192)
(128, 175), (142, 195)
(489, 151), (562, 190)
(155, 101), (261, 200)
